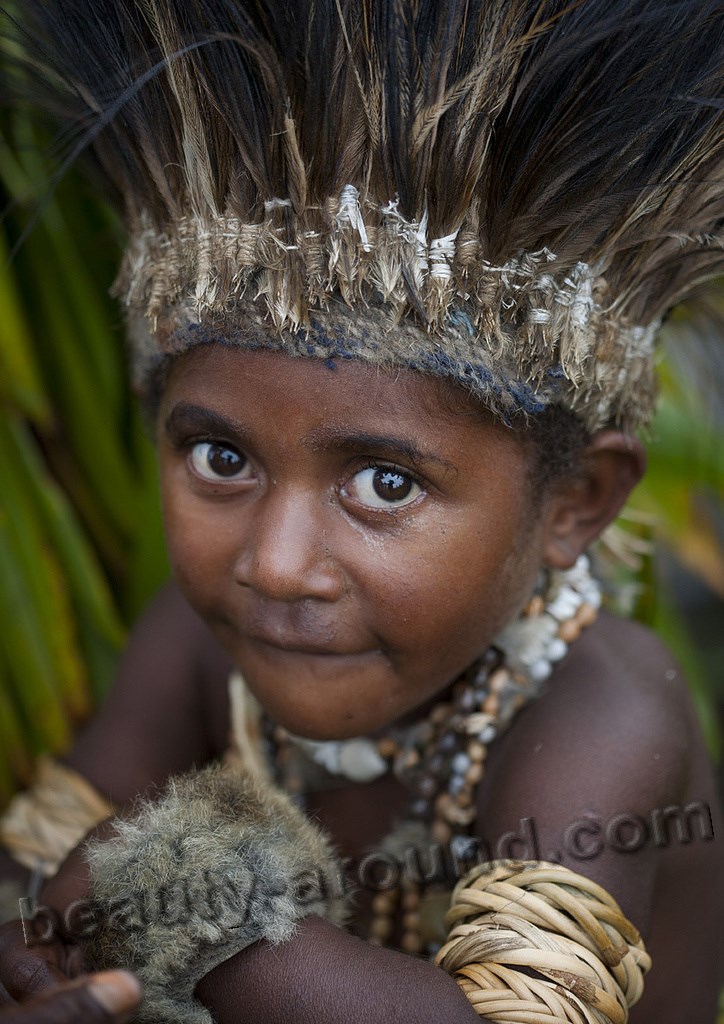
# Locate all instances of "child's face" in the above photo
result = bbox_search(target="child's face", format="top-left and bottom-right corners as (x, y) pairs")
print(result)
(158, 346), (547, 739)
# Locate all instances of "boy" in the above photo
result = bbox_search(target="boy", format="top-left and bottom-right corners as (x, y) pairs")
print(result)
(1, 1), (722, 1020)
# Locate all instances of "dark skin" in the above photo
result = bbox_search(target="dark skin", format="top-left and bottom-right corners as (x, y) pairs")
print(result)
(0, 972), (140, 1024)
(1, 348), (721, 1022)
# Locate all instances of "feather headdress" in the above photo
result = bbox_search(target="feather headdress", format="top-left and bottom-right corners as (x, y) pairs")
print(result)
(4, 0), (724, 428)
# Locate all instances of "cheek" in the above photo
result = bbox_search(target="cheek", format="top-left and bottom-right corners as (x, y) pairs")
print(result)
(159, 461), (234, 609)
(365, 505), (540, 681)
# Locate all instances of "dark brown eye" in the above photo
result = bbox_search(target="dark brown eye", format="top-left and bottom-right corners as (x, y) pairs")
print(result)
(190, 442), (250, 481)
(374, 469), (413, 501)
(347, 466), (421, 509)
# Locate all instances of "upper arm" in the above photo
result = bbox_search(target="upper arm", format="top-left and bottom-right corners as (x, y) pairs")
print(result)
(64, 581), (232, 805)
(475, 613), (691, 937)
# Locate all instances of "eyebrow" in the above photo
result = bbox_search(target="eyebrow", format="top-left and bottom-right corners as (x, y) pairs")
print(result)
(164, 403), (249, 442)
(306, 427), (457, 474)
(165, 403), (457, 474)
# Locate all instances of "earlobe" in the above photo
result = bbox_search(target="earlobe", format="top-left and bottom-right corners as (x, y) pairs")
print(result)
(542, 431), (647, 569)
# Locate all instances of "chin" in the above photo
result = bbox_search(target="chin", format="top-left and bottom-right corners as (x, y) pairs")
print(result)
(258, 692), (389, 741)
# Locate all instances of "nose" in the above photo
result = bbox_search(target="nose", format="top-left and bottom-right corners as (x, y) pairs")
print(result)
(233, 486), (345, 603)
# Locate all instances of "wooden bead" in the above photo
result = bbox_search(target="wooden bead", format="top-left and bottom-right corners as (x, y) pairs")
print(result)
(559, 619), (581, 643)
(468, 741), (486, 763)
(437, 791), (456, 814)
(483, 693), (500, 715)
(402, 911), (421, 933)
(525, 594), (545, 617)
(376, 737), (398, 760)
(401, 889), (420, 911)
(401, 931), (423, 954)
(576, 601), (597, 628)
(465, 762), (483, 785)
(400, 748), (420, 770)
(431, 819), (452, 844)
(372, 891), (397, 915)
(430, 703), (452, 725)
(369, 916), (393, 941)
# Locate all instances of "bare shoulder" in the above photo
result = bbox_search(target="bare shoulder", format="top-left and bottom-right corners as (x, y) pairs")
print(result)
(66, 581), (233, 802)
(487, 610), (697, 807)
(475, 611), (718, 927)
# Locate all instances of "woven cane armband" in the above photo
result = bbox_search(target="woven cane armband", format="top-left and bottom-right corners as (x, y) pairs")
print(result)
(435, 861), (651, 1024)
(82, 764), (348, 1024)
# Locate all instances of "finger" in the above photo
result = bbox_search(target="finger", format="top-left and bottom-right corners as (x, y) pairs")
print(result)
(0, 920), (70, 1002)
(0, 980), (13, 1009)
(2, 972), (142, 1024)
(86, 972), (143, 1020)
(0, 956), (69, 1003)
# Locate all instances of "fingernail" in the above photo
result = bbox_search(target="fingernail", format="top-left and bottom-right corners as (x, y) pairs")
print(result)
(88, 971), (142, 1016)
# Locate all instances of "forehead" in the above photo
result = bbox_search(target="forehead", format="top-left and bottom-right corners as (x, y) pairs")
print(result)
(160, 344), (526, 466)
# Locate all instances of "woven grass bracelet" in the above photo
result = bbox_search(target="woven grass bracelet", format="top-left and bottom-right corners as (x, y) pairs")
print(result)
(0, 757), (115, 878)
(435, 861), (651, 1024)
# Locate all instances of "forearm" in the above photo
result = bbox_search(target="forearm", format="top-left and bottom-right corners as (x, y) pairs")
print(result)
(196, 916), (482, 1024)
(40, 818), (119, 920)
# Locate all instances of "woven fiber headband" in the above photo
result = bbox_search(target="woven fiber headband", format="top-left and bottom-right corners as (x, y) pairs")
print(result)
(123, 195), (659, 432)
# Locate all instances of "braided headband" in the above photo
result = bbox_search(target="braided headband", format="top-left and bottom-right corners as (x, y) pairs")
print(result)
(123, 188), (657, 433)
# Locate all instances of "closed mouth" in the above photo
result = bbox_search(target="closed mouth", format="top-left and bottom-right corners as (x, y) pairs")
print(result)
(245, 631), (372, 658)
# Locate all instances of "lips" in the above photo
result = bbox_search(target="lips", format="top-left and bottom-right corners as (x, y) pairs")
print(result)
(245, 632), (359, 656)
(232, 598), (373, 658)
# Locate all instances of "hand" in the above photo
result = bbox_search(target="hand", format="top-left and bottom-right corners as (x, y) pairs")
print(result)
(0, 972), (141, 1024)
(0, 919), (75, 1008)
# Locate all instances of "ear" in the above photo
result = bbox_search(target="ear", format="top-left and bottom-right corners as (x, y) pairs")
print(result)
(541, 430), (647, 569)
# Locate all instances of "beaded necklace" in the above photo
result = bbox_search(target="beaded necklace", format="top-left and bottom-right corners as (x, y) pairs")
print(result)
(266, 555), (601, 956)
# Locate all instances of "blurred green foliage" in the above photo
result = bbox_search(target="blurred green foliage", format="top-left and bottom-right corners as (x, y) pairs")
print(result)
(0, 112), (168, 805)
(0, 108), (722, 809)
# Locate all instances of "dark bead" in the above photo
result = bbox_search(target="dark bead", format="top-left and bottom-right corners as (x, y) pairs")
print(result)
(456, 688), (476, 712)
(437, 732), (457, 753)
(414, 775), (437, 799)
(410, 798), (430, 819)
(478, 646), (502, 672)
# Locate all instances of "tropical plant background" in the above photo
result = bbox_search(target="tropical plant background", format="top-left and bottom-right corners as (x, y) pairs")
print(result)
(0, 108), (722, 804)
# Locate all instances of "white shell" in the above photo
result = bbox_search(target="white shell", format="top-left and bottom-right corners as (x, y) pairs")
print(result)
(547, 589), (582, 621)
(530, 658), (552, 683)
(337, 738), (388, 783)
(547, 637), (568, 662)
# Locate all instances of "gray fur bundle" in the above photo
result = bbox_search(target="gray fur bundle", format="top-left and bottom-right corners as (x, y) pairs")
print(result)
(82, 765), (349, 1024)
